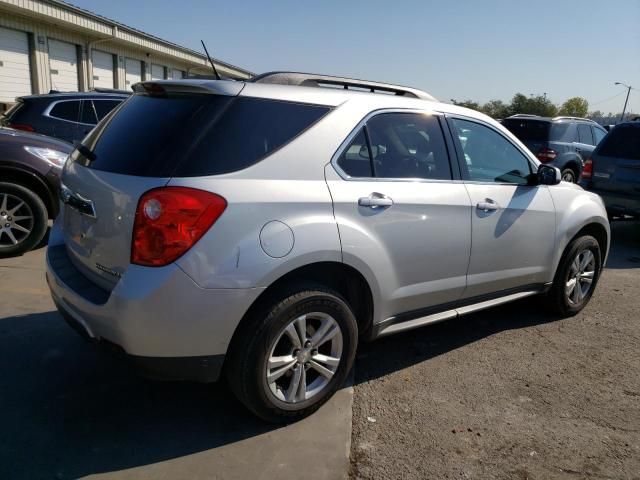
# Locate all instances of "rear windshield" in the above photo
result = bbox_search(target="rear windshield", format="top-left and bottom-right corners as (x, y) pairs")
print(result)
(502, 119), (576, 142)
(73, 93), (331, 177)
(597, 125), (640, 160)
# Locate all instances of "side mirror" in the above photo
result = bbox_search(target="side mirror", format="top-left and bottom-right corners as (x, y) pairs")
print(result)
(537, 164), (561, 185)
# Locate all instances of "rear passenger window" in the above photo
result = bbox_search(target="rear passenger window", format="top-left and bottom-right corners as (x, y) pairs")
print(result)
(93, 100), (122, 121)
(593, 127), (606, 144)
(80, 101), (98, 125)
(578, 124), (594, 145)
(337, 130), (373, 177)
(366, 113), (451, 180)
(49, 101), (80, 122)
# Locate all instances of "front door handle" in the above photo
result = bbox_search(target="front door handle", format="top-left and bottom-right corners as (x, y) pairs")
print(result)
(358, 193), (393, 208)
(477, 199), (499, 212)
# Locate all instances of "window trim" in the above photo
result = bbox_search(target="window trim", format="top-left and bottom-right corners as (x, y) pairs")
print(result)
(331, 108), (458, 183)
(444, 114), (539, 186)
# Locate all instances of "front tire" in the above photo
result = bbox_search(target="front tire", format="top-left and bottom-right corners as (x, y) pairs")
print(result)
(0, 182), (48, 258)
(226, 286), (358, 423)
(548, 235), (602, 316)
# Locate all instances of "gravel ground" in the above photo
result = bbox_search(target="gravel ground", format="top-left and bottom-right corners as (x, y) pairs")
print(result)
(351, 221), (640, 480)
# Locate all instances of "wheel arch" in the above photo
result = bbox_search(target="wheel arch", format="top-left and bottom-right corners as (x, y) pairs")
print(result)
(227, 261), (375, 362)
(0, 165), (57, 218)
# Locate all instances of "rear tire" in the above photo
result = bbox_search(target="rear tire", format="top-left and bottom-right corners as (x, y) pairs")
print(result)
(226, 285), (358, 423)
(0, 182), (48, 258)
(548, 235), (601, 316)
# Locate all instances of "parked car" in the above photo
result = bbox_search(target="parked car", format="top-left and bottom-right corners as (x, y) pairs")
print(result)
(0, 127), (73, 257)
(0, 90), (128, 144)
(46, 73), (610, 422)
(502, 114), (607, 183)
(579, 121), (640, 219)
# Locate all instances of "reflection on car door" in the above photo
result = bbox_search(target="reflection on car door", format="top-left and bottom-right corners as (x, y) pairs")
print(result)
(326, 111), (472, 322)
(448, 117), (556, 298)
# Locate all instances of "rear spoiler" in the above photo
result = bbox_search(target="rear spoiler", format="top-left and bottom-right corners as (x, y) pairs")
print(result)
(132, 80), (244, 97)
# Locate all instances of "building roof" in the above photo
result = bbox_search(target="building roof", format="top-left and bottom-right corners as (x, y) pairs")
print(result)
(0, 0), (254, 79)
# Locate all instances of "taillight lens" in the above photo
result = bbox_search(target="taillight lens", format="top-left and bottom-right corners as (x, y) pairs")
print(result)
(9, 123), (35, 132)
(581, 158), (593, 180)
(537, 148), (557, 163)
(131, 187), (227, 267)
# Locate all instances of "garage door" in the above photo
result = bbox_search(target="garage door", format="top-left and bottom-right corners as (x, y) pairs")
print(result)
(48, 39), (79, 92)
(151, 63), (165, 80)
(172, 69), (185, 80)
(125, 57), (142, 87)
(0, 27), (32, 103)
(92, 50), (114, 89)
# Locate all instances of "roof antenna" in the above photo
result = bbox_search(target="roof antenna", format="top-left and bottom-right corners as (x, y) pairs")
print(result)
(201, 40), (221, 80)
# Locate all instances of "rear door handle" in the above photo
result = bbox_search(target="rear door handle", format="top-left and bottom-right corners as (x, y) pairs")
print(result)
(358, 193), (393, 208)
(477, 199), (499, 212)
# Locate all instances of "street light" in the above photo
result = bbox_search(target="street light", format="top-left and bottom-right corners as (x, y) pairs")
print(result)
(615, 82), (632, 123)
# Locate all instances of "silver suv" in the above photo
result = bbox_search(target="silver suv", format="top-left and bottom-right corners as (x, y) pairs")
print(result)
(46, 72), (610, 422)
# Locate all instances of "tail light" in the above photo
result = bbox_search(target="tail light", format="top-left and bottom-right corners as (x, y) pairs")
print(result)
(537, 148), (557, 163)
(9, 123), (35, 132)
(131, 187), (227, 267)
(581, 158), (593, 180)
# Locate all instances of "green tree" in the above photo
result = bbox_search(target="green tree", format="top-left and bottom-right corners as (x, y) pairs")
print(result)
(509, 93), (558, 117)
(480, 99), (510, 119)
(450, 99), (481, 110)
(558, 97), (589, 117)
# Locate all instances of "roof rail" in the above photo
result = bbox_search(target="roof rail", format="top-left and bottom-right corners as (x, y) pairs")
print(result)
(250, 71), (437, 101)
(552, 116), (592, 122)
(507, 114), (539, 118)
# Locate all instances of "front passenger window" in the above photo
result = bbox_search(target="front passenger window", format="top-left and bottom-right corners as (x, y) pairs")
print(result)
(451, 118), (532, 185)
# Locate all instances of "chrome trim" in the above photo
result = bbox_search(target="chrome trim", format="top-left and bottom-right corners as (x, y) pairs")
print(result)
(60, 182), (97, 218)
(375, 290), (540, 338)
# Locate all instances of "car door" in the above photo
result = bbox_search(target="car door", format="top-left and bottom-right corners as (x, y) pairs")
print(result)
(447, 116), (556, 299)
(325, 111), (472, 322)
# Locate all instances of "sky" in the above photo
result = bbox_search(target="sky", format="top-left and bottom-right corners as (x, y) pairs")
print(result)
(74, 0), (640, 114)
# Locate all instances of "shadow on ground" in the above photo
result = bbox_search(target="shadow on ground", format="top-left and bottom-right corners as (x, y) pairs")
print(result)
(0, 311), (274, 480)
(1, 222), (636, 479)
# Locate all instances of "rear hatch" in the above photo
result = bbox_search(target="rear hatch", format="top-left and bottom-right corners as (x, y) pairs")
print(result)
(60, 81), (244, 290)
(502, 118), (577, 159)
(59, 80), (331, 290)
(590, 123), (640, 195)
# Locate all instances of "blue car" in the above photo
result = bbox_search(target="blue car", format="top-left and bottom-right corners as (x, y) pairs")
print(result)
(579, 121), (640, 219)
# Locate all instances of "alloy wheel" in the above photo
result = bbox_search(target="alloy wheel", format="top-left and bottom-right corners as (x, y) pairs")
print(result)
(565, 249), (596, 305)
(266, 312), (343, 404)
(562, 170), (576, 182)
(0, 193), (34, 248)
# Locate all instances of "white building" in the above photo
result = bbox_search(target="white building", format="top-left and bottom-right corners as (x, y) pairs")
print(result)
(0, 0), (253, 107)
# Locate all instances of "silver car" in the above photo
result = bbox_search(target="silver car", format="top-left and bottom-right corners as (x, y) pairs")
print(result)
(46, 72), (610, 422)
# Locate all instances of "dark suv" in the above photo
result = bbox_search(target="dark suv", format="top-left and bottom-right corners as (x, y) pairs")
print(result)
(0, 127), (73, 257)
(1, 90), (128, 144)
(502, 115), (607, 183)
(579, 122), (640, 219)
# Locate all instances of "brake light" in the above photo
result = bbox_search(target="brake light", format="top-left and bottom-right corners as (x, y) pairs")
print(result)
(537, 148), (557, 163)
(9, 123), (35, 132)
(131, 187), (227, 267)
(581, 158), (593, 180)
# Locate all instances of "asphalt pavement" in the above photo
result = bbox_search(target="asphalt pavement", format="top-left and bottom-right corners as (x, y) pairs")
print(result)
(0, 247), (352, 480)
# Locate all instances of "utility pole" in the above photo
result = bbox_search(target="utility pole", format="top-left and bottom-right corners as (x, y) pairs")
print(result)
(615, 82), (632, 123)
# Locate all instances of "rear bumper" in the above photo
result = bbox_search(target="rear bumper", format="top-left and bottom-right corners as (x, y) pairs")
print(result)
(46, 238), (264, 382)
(580, 183), (640, 217)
